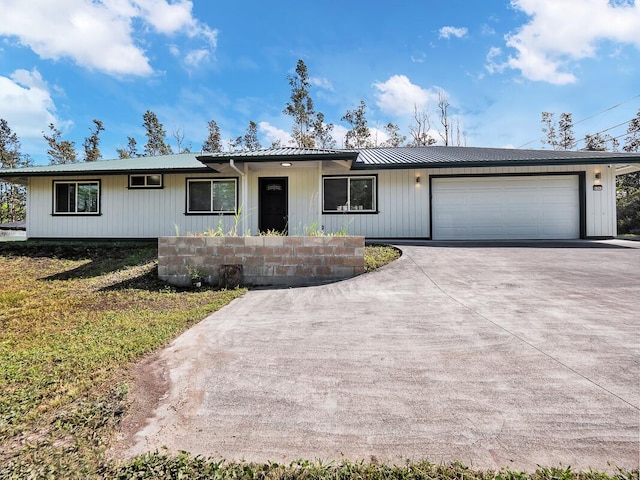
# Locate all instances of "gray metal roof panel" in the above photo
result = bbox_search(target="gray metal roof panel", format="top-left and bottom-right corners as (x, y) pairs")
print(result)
(352, 146), (640, 168)
(197, 146), (358, 162)
(2, 147), (639, 180)
(0, 153), (208, 177)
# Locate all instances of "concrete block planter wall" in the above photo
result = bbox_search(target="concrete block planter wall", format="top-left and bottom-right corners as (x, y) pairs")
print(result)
(158, 236), (365, 287)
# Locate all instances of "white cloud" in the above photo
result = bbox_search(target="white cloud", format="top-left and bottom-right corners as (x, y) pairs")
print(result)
(184, 49), (210, 68)
(0, 0), (218, 76)
(485, 47), (507, 74)
(259, 122), (292, 146)
(310, 77), (334, 91)
(0, 69), (59, 139)
(439, 26), (468, 39)
(505, 0), (640, 84)
(332, 124), (349, 148)
(372, 75), (440, 117)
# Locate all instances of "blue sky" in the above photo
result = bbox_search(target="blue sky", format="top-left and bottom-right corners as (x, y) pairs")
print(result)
(1, 0), (639, 165)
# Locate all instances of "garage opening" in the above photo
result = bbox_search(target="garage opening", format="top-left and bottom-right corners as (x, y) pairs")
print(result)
(431, 175), (581, 240)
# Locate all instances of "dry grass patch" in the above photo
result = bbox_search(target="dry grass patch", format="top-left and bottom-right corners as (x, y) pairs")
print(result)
(0, 241), (245, 477)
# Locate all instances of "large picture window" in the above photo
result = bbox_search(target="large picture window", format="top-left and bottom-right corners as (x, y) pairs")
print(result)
(53, 181), (100, 215)
(186, 178), (237, 214)
(323, 176), (376, 213)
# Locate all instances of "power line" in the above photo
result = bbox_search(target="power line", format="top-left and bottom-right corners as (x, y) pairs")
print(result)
(517, 93), (640, 149)
(573, 117), (636, 149)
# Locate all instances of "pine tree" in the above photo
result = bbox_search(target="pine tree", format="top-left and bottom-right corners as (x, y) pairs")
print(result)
(541, 112), (575, 150)
(558, 113), (575, 150)
(0, 119), (31, 223)
(283, 59), (316, 148)
(381, 123), (406, 147)
(231, 121), (262, 151)
(43, 123), (77, 164)
(342, 100), (372, 148)
(83, 119), (104, 162)
(311, 112), (336, 148)
(142, 110), (173, 156)
(117, 137), (139, 159)
(202, 120), (222, 153)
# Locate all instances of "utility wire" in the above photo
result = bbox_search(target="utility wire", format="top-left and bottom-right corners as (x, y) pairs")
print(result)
(573, 117), (635, 149)
(517, 93), (640, 149)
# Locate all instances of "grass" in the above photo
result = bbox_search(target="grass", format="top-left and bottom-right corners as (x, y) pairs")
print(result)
(1, 241), (634, 479)
(364, 244), (401, 272)
(0, 240), (245, 478)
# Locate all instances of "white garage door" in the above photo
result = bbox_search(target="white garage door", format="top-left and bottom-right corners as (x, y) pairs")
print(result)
(432, 175), (580, 240)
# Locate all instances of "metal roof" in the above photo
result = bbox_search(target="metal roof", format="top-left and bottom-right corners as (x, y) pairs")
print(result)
(351, 146), (640, 169)
(0, 153), (208, 179)
(1, 147), (639, 181)
(197, 146), (358, 163)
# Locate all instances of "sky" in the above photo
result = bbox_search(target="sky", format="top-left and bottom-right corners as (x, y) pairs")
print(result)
(0, 0), (639, 165)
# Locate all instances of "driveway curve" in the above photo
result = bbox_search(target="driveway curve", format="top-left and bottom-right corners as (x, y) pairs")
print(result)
(114, 240), (640, 471)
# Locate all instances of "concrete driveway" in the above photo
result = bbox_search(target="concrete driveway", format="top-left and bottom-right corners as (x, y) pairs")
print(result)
(116, 240), (640, 471)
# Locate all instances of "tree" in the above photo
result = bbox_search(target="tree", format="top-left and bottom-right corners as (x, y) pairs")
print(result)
(142, 110), (173, 156)
(232, 121), (262, 151)
(380, 123), (406, 147)
(617, 108), (640, 201)
(202, 120), (222, 153)
(117, 137), (139, 159)
(311, 112), (336, 148)
(283, 59), (316, 148)
(558, 113), (575, 150)
(622, 108), (640, 153)
(43, 123), (77, 164)
(173, 128), (191, 153)
(541, 112), (557, 149)
(0, 119), (31, 223)
(438, 91), (451, 146)
(408, 106), (436, 147)
(584, 133), (618, 152)
(342, 100), (372, 148)
(82, 119), (104, 162)
(541, 112), (575, 150)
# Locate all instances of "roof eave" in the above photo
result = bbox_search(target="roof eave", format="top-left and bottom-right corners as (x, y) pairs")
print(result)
(351, 157), (640, 170)
(196, 152), (359, 164)
(0, 167), (212, 179)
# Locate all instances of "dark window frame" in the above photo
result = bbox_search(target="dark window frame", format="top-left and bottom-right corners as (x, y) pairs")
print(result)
(185, 177), (239, 215)
(322, 175), (378, 214)
(128, 174), (164, 189)
(52, 180), (101, 216)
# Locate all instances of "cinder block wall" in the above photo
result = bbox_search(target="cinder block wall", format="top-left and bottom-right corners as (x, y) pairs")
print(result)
(158, 236), (365, 287)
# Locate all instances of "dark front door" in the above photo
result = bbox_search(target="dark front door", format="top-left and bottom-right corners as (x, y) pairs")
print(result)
(259, 177), (288, 233)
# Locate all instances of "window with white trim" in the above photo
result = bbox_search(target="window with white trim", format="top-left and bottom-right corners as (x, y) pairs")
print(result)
(53, 181), (100, 215)
(129, 174), (163, 188)
(186, 178), (237, 214)
(323, 176), (376, 212)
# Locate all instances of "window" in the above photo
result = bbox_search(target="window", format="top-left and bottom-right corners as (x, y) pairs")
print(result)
(129, 174), (163, 188)
(323, 176), (376, 213)
(186, 178), (237, 214)
(53, 181), (100, 215)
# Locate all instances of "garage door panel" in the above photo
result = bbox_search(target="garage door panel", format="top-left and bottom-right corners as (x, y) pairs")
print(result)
(432, 175), (580, 240)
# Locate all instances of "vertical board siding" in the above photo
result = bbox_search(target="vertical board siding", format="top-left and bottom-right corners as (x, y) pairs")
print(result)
(321, 168), (430, 238)
(28, 173), (239, 238)
(24, 163), (617, 239)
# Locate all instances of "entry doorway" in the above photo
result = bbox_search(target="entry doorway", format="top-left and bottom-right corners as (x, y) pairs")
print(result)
(259, 177), (288, 234)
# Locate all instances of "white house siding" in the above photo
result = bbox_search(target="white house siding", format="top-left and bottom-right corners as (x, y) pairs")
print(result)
(245, 166), (320, 236)
(24, 163), (617, 239)
(321, 168), (431, 238)
(26, 173), (242, 238)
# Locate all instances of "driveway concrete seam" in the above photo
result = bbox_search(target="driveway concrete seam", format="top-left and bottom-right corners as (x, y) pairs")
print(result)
(400, 247), (640, 412)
